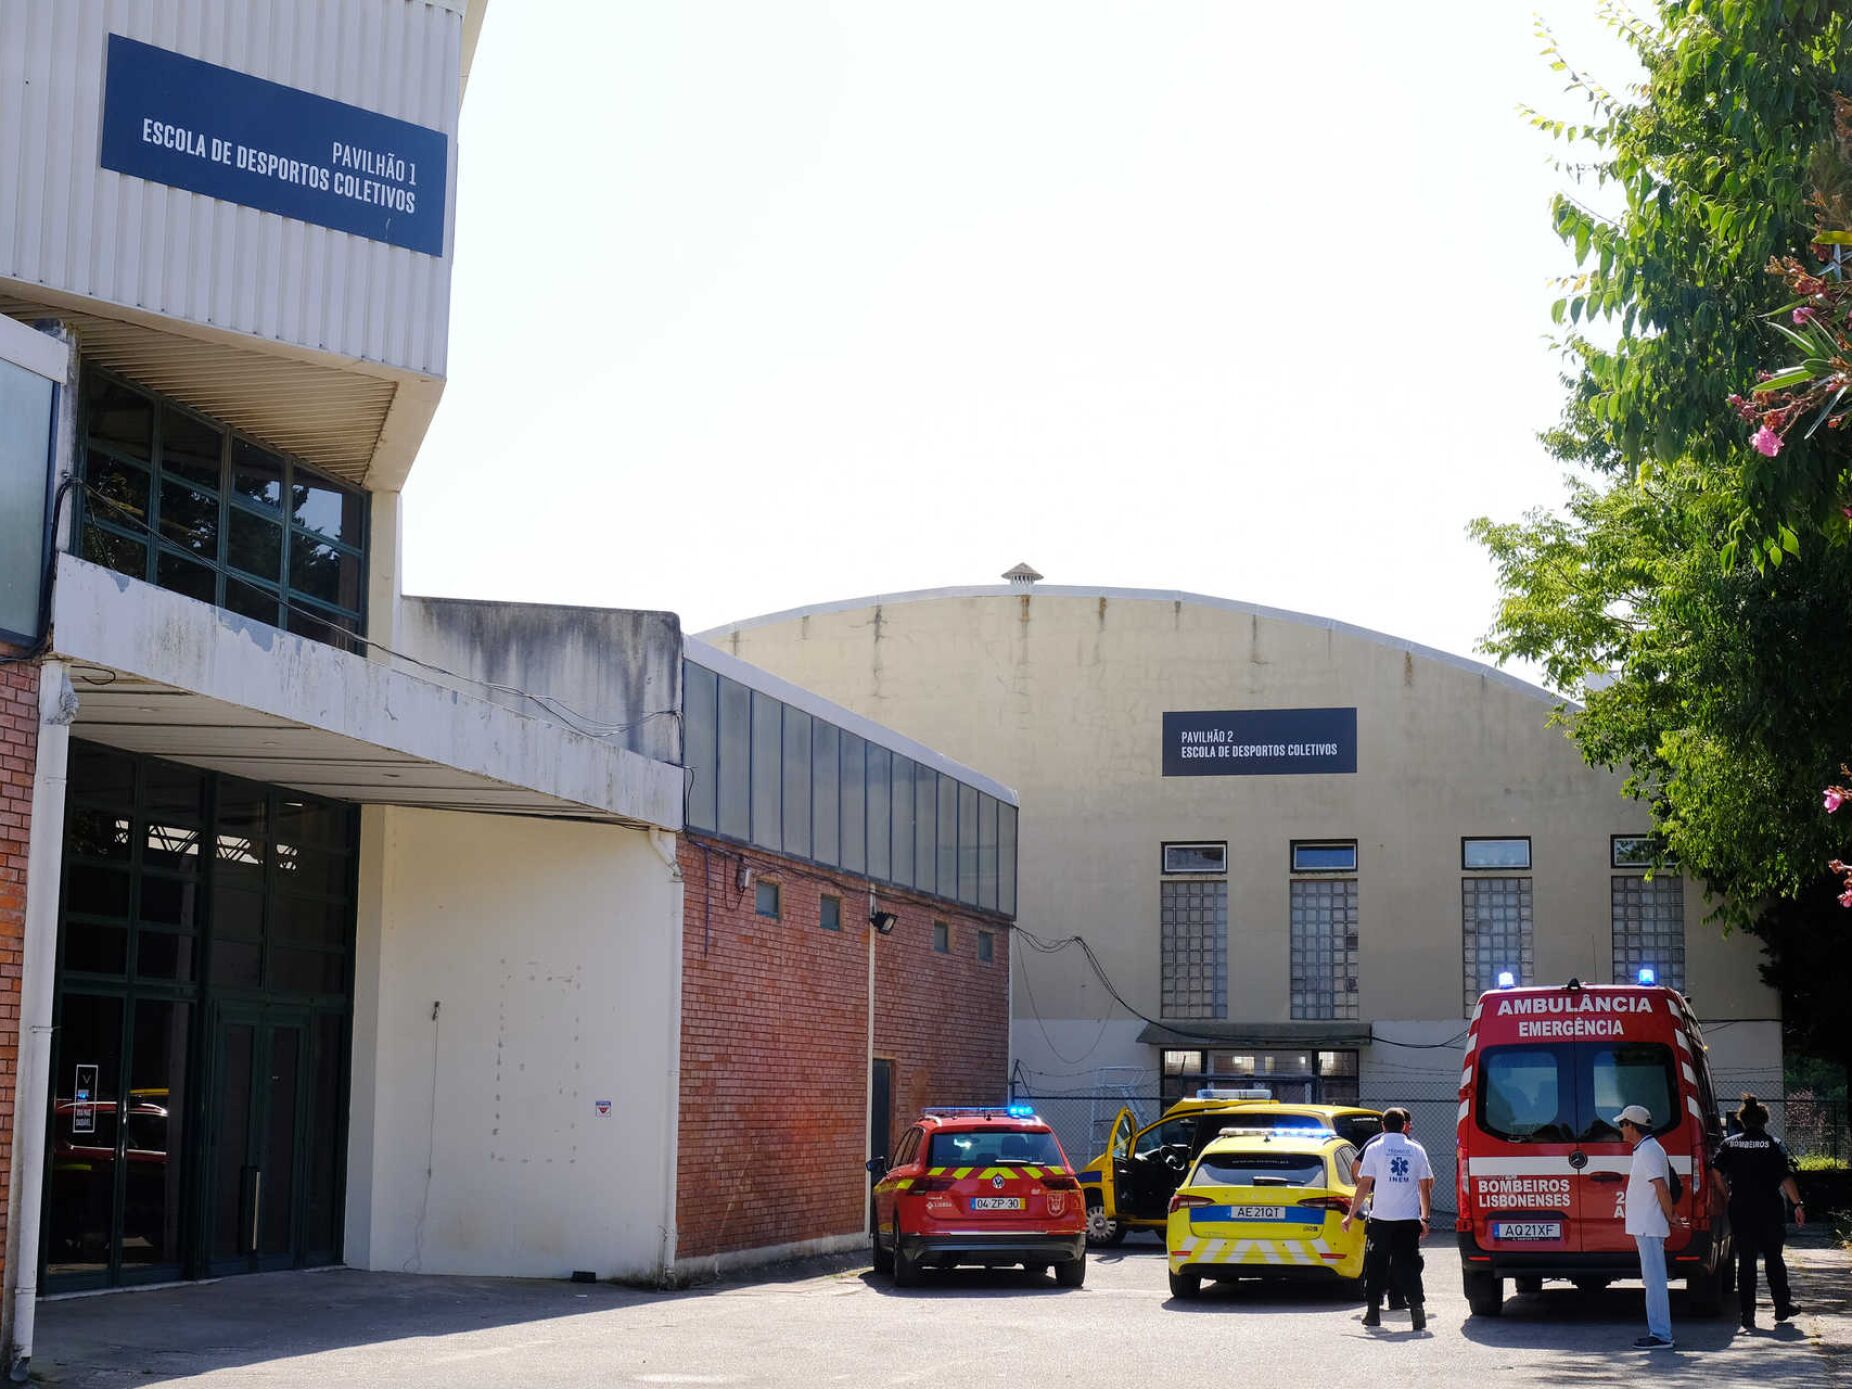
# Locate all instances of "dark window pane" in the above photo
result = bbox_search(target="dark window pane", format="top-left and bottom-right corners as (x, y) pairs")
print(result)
(86, 373), (152, 459)
(820, 896), (841, 931)
(937, 774), (958, 899)
(750, 692), (782, 851)
(138, 874), (199, 928)
(275, 844), (348, 897)
(212, 884), (265, 938)
(227, 508), (281, 580)
(135, 929), (197, 982)
(155, 551), (216, 605)
(979, 795), (999, 911)
(716, 677), (750, 841)
(270, 946), (344, 995)
(159, 404), (222, 488)
(288, 533), (360, 610)
(231, 440), (284, 509)
(781, 708), (812, 859)
(999, 803), (1017, 918)
(144, 761), (206, 821)
(121, 999), (189, 1267)
(84, 449), (150, 525)
(209, 1023), (254, 1258)
(63, 920), (128, 974)
(209, 938), (261, 988)
(80, 524), (146, 579)
(915, 769), (936, 894)
(275, 799), (352, 850)
(223, 576), (280, 627)
(867, 747), (891, 881)
(68, 863), (131, 919)
(157, 479), (218, 558)
(142, 823), (202, 872)
(891, 758), (915, 888)
(754, 881), (781, 920)
(291, 480), (362, 545)
(46, 992), (125, 1276)
(304, 1014), (343, 1256)
(683, 663), (718, 832)
(811, 722), (840, 867)
(840, 733), (866, 874)
(275, 894), (348, 948)
(68, 809), (131, 861)
(70, 743), (136, 801)
(958, 783), (978, 904)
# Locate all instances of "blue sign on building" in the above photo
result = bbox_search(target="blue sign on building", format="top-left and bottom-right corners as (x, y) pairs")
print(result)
(1161, 707), (1358, 777)
(99, 34), (448, 257)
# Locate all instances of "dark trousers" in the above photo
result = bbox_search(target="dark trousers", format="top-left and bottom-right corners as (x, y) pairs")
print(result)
(1364, 1218), (1425, 1307)
(1734, 1216), (1792, 1320)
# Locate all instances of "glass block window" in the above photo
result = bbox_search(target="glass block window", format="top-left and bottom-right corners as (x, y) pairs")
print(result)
(1290, 879), (1359, 1020)
(1612, 875), (1684, 990)
(1160, 880), (1227, 1020)
(1463, 877), (1533, 1012)
(77, 367), (367, 653)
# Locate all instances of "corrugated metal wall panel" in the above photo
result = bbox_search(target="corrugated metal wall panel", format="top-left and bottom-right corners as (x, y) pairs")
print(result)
(0, 0), (461, 378)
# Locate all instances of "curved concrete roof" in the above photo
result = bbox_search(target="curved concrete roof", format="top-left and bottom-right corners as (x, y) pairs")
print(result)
(697, 583), (1567, 709)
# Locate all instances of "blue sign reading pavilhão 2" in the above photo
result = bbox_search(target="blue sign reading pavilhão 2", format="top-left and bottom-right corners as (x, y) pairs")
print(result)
(1161, 707), (1358, 777)
(99, 34), (448, 257)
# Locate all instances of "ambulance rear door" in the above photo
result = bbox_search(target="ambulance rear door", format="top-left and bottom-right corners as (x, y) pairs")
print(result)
(1577, 1037), (1689, 1257)
(1469, 1041), (1582, 1254)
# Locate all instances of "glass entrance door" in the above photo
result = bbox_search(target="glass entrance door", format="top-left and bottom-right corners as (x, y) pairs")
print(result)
(205, 1006), (309, 1276)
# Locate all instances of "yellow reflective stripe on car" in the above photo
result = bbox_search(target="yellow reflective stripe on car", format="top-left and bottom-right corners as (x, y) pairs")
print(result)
(953, 1167), (975, 1179)
(1170, 1238), (1335, 1268)
(893, 1178), (913, 1190)
(1022, 1166), (1043, 1178)
(927, 1167), (947, 1176)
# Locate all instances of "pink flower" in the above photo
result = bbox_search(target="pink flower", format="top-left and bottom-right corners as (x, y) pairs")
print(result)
(1752, 425), (1783, 457)
(1839, 887), (1852, 909)
(1794, 306), (1819, 326)
(1825, 788), (1844, 813)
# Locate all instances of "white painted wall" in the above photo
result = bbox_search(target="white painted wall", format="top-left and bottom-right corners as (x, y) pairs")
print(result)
(347, 806), (683, 1280)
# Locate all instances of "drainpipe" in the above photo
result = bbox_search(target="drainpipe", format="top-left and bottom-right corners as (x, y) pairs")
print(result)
(650, 828), (683, 1284)
(8, 662), (77, 1381)
(865, 887), (877, 1237)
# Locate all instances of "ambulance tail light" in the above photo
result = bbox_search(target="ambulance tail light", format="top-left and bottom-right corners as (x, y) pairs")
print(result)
(1169, 1192), (1214, 1215)
(1041, 1174), (1080, 1191)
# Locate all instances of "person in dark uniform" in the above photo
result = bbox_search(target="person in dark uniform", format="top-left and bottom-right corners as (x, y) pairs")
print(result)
(1711, 1093), (1807, 1332)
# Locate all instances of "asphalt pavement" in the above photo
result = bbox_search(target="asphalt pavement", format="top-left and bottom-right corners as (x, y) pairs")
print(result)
(33, 1233), (1852, 1388)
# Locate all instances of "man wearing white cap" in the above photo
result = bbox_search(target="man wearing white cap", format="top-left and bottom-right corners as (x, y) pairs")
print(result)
(1616, 1104), (1684, 1349)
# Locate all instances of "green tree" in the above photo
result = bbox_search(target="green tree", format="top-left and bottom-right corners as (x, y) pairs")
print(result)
(1477, 2), (1852, 1069)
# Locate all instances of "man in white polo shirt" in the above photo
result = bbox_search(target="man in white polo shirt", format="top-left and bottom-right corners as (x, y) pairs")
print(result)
(1617, 1103), (1683, 1350)
(1342, 1106), (1434, 1331)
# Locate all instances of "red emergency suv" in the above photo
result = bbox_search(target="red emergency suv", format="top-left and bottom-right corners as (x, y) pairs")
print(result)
(1456, 979), (1732, 1317)
(870, 1105), (1087, 1287)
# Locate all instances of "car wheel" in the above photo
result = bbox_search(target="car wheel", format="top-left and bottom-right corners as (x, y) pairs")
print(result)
(1055, 1255), (1086, 1289)
(871, 1222), (893, 1275)
(1464, 1270), (1504, 1317)
(892, 1224), (922, 1289)
(1514, 1276), (1543, 1295)
(1085, 1196), (1126, 1247)
(1168, 1269), (1201, 1300)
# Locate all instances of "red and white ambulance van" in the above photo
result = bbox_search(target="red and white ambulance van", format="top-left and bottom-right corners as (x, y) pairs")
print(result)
(1456, 980), (1732, 1317)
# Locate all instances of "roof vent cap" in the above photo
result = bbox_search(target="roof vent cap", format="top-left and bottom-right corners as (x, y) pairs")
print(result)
(1002, 562), (1043, 589)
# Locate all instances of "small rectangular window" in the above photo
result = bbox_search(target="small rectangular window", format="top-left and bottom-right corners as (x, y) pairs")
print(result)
(1463, 837), (1531, 871)
(1611, 836), (1674, 869)
(932, 920), (949, 954)
(977, 929), (994, 963)
(755, 880), (781, 920)
(1162, 842), (1227, 875)
(1291, 841), (1357, 873)
(820, 895), (841, 932)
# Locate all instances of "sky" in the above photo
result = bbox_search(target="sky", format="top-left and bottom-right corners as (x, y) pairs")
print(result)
(404, 1), (1643, 682)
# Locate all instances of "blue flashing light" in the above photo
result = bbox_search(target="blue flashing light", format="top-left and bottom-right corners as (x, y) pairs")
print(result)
(1637, 966), (1657, 986)
(1006, 1104), (1036, 1119)
(1496, 970), (1516, 990)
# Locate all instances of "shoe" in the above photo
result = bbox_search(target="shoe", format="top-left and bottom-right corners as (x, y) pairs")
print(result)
(1775, 1304), (1799, 1323)
(1738, 1321), (1757, 1334)
(1409, 1302), (1427, 1332)
(1362, 1305), (1381, 1328)
(1633, 1335), (1675, 1349)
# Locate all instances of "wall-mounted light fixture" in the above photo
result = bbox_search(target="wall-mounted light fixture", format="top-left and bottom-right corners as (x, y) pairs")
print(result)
(869, 910), (898, 935)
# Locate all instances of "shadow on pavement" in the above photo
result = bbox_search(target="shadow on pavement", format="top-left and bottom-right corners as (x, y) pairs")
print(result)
(855, 1266), (1085, 1298)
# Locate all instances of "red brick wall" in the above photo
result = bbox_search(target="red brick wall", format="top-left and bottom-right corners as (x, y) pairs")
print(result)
(675, 834), (1010, 1263)
(0, 656), (39, 1296)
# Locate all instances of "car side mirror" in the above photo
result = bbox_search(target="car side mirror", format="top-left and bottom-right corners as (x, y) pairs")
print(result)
(865, 1157), (886, 1174)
